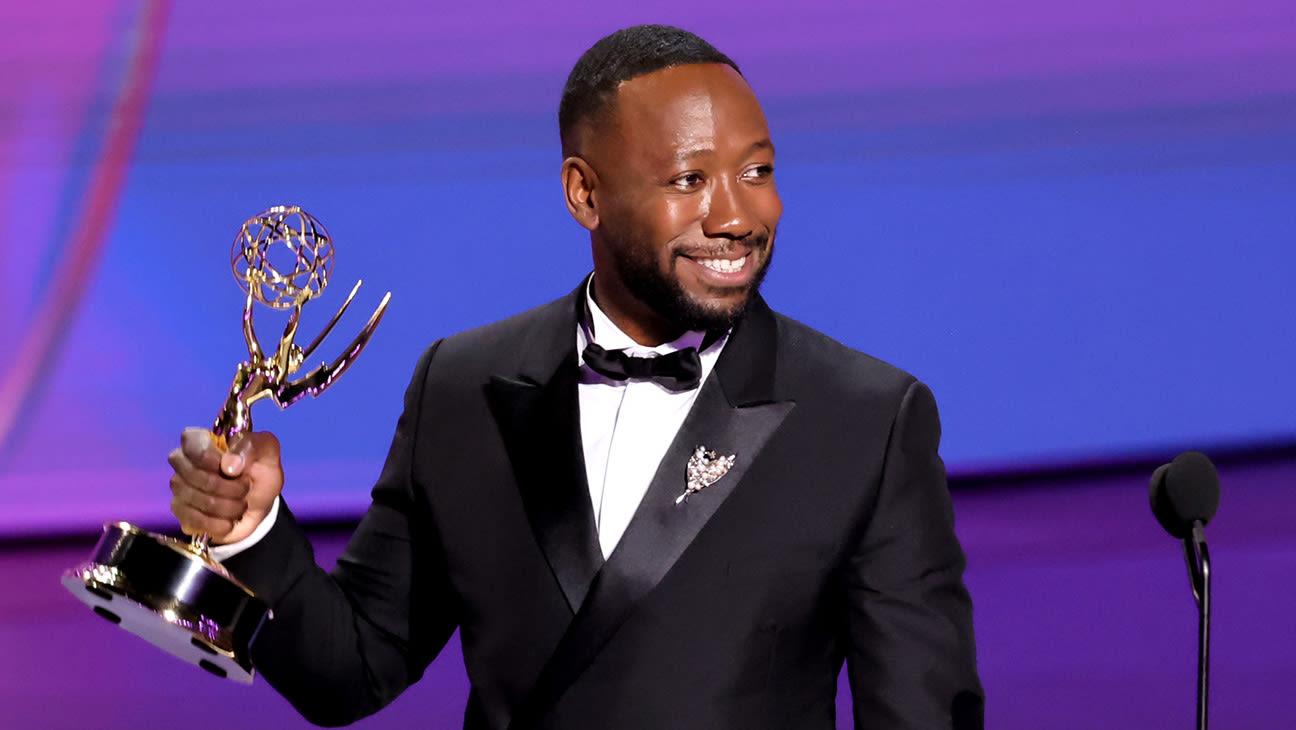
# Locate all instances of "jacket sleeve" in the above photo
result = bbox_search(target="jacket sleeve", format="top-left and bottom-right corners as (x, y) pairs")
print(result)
(844, 379), (984, 729)
(221, 342), (459, 727)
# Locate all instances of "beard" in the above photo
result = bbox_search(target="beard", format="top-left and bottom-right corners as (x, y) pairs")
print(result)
(611, 230), (774, 333)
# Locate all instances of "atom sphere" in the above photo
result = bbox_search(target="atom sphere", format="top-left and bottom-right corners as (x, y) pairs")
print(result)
(231, 205), (335, 310)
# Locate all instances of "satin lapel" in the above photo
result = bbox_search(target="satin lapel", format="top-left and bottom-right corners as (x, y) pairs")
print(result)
(509, 297), (794, 729)
(485, 290), (603, 615)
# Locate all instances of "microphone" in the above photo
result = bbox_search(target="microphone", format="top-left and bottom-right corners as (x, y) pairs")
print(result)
(1149, 450), (1220, 539)
(1149, 450), (1219, 730)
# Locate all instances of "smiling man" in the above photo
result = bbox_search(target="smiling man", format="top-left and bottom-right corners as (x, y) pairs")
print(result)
(169, 24), (983, 730)
(560, 54), (780, 344)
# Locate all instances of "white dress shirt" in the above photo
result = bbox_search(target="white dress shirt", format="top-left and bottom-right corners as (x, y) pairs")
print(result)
(213, 282), (727, 562)
(577, 284), (726, 558)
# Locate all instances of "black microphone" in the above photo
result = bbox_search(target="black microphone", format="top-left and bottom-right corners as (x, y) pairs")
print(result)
(1149, 450), (1220, 730)
(1149, 450), (1220, 539)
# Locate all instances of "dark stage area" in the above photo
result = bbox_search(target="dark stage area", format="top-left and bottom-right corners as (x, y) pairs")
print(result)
(4, 455), (1292, 729)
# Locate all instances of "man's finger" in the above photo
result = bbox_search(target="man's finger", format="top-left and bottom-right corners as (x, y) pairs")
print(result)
(171, 496), (238, 538)
(180, 427), (224, 473)
(220, 449), (245, 477)
(168, 446), (251, 501)
(169, 473), (248, 521)
(230, 430), (280, 465)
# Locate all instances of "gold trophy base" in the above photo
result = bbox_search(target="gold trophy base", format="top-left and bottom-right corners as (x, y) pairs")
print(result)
(62, 522), (269, 684)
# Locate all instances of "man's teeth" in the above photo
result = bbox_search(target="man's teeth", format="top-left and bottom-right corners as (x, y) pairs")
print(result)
(698, 256), (747, 274)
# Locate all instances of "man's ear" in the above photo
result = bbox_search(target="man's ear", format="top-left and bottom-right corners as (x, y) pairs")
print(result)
(561, 156), (599, 231)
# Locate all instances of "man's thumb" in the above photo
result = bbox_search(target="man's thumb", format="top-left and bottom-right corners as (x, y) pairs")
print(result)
(221, 432), (255, 475)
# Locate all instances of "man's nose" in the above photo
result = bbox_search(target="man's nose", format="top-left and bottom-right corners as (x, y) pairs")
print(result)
(701, 177), (754, 239)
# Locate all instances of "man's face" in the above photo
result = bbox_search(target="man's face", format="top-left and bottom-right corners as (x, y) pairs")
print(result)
(583, 63), (782, 342)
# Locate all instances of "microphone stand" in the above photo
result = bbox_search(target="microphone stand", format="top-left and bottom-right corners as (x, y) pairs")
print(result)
(1182, 521), (1211, 730)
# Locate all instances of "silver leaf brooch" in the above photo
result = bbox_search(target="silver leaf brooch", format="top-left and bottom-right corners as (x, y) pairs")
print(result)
(676, 445), (736, 505)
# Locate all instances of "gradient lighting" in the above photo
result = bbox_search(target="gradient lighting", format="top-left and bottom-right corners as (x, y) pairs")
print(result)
(0, 1), (1292, 536)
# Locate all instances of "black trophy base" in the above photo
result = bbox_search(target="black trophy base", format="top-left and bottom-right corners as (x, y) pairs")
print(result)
(61, 522), (269, 684)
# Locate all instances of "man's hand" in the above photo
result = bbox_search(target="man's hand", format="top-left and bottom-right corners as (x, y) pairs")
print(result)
(168, 427), (284, 544)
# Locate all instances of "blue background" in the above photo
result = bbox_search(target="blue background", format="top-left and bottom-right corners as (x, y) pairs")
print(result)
(0, 0), (1292, 535)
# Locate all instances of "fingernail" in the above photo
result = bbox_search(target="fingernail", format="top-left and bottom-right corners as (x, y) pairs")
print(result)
(223, 454), (244, 475)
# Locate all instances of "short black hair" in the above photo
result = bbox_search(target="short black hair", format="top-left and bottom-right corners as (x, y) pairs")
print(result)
(558, 24), (740, 155)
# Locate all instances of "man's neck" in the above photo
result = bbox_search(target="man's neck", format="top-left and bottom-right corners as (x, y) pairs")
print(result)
(587, 277), (682, 347)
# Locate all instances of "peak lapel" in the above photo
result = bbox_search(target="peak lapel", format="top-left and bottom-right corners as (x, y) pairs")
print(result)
(485, 288), (603, 615)
(508, 297), (795, 729)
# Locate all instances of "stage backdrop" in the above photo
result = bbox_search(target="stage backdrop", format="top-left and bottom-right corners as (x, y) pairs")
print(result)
(1, 0), (1293, 536)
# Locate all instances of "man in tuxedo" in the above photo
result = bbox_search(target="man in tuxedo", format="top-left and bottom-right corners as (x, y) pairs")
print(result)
(169, 24), (983, 729)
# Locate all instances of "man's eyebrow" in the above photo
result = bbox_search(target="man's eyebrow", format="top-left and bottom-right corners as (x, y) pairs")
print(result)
(672, 138), (775, 162)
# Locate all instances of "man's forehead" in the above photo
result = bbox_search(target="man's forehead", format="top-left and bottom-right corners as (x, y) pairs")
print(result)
(608, 63), (769, 150)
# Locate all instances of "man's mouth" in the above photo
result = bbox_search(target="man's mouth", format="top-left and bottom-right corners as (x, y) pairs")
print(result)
(695, 255), (748, 274)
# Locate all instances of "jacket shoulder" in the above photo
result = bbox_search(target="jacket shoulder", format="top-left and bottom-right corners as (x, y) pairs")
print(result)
(771, 311), (920, 402)
(412, 293), (575, 386)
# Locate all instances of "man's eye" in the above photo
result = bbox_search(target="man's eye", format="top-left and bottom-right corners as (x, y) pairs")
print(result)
(673, 173), (704, 189)
(742, 164), (775, 181)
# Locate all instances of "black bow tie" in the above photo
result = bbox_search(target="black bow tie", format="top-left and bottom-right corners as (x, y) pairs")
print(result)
(581, 342), (703, 391)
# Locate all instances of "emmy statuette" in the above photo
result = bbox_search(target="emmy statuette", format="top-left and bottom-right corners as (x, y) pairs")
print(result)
(62, 206), (391, 683)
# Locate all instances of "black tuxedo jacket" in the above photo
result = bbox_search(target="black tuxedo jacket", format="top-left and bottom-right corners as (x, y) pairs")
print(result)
(224, 286), (983, 729)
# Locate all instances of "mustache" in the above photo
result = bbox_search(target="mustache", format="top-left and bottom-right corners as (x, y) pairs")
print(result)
(677, 230), (773, 259)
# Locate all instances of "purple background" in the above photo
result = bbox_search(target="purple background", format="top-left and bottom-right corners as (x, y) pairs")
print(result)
(5, 458), (1295, 728)
(1, 1), (1294, 727)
